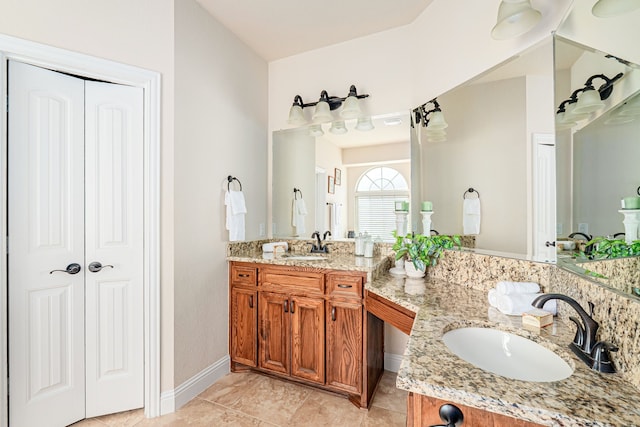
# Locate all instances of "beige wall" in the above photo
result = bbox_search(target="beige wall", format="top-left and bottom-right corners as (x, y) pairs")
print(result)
(0, 0), (269, 395)
(173, 0), (268, 385)
(0, 0), (177, 392)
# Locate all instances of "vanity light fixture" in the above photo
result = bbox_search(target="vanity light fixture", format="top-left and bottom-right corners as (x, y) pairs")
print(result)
(414, 98), (448, 141)
(491, 0), (542, 40)
(573, 73), (624, 114)
(618, 93), (640, 116)
(592, 0), (640, 17)
(329, 120), (348, 135)
(287, 85), (370, 126)
(555, 72), (624, 127)
(309, 124), (324, 137)
(355, 116), (375, 131)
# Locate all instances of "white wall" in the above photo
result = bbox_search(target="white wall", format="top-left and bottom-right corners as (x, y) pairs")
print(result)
(0, 0), (177, 392)
(174, 0), (268, 386)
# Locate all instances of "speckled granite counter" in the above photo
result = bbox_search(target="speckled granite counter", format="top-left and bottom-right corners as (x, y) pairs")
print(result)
(227, 249), (391, 281)
(227, 244), (640, 426)
(367, 273), (640, 427)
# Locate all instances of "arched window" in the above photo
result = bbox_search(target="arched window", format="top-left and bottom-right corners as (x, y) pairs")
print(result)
(355, 166), (409, 242)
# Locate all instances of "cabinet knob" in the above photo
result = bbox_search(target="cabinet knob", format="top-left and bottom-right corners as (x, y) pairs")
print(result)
(337, 284), (352, 289)
(429, 403), (464, 427)
(284, 300), (289, 313)
(331, 306), (336, 321)
(290, 300), (295, 314)
(249, 295), (254, 308)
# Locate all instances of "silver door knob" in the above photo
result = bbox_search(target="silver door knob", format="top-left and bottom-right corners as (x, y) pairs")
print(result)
(50, 263), (82, 275)
(88, 262), (114, 273)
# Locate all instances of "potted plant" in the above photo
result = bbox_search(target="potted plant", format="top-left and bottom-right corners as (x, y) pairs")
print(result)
(392, 232), (461, 277)
(581, 236), (640, 260)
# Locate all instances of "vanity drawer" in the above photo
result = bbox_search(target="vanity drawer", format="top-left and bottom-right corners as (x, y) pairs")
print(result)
(260, 266), (325, 295)
(230, 264), (258, 286)
(326, 273), (364, 299)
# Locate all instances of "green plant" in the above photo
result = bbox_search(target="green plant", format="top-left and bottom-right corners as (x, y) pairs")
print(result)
(581, 236), (640, 260)
(392, 232), (461, 271)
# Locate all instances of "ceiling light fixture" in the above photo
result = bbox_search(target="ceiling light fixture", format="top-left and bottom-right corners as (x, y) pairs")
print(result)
(491, 0), (542, 40)
(592, 0), (640, 17)
(287, 85), (370, 126)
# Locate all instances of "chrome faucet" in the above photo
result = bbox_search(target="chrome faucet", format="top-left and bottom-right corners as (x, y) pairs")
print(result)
(532, 293), (617, 373)
(568, 232), (594, 255)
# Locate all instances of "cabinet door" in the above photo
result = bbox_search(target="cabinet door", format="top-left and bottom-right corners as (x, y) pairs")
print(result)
(230, 287), (257, 367)
(290, 295), (325, 384)
(326, 299), (363, 394)
(259, 292), (290, 375)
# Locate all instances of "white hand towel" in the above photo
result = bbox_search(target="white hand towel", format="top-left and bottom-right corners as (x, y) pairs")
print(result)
(463, 198), (481, 235)
(228, 190), (247, 215)
(496, 281), (540, 295)
(496, 293), (557, 316)
(292, 198), (307, 235)
(225, 191), (245, 241)
(297, 198), (308, 215)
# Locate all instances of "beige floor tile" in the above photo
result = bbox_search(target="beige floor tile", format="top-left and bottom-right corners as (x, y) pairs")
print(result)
(133, 399), (262, 427)
(95, 408), (145, 426)
(70, 419), (108, 427)
(363, 406), (406, 427)
(225, 375), (312, 425)
(287, 390), (366, 427)
(198, 371), (265, 407)
(370, 372), (408, 413)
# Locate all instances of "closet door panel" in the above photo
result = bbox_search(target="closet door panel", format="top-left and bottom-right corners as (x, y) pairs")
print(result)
(84, 81), (144, 417)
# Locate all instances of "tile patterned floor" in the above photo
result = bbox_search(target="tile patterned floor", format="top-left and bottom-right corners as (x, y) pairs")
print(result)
(71, 371), (407, 427)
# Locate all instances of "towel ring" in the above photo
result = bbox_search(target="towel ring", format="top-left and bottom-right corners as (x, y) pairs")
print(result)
(227, 175), (242, 191)
(293, 188), (302, 199)
(463, 187), (480, 199)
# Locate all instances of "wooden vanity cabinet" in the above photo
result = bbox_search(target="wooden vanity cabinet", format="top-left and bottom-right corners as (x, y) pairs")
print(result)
(229, 262), (383, 409)
(258, 267), (326, 384)
(229, 263), (258, 368)
(407, 393), (545, 427)
(325, 272), (363, 395)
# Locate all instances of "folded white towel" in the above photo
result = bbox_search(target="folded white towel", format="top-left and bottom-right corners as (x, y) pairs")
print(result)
(488, 288), (499, 308)
(463, 198), (481, 235)
(225, 191), (245, 241)
(496, 281), (540, 295)
(228, 190), (247, 215)
(496, 293), (557, 316)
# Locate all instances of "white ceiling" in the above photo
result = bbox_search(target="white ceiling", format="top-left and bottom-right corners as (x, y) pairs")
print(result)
(195, 0), (434, 61)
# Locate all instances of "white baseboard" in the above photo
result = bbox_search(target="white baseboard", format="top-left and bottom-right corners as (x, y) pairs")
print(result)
(384, 352), (403, 373)
(160, 355), (230, 415)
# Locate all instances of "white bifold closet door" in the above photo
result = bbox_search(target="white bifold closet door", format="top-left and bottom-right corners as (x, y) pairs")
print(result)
(8, 60), (144, 427)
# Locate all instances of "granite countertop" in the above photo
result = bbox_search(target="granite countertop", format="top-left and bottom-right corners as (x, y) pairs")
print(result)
(228, 249), (640, 426)
(367, 272), (640, 427)
(227, 249), (390, 280)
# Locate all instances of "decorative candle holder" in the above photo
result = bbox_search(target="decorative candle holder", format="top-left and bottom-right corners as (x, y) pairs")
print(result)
(395, 211), (409, 236)
(619, 209), (640, 244)
(421, 211), (434, 235)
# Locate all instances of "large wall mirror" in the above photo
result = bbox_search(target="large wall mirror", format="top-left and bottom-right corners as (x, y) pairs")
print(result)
(555, 0), (640, 300)
(272, 112), (411, 240)
(413, 39), (555, 261)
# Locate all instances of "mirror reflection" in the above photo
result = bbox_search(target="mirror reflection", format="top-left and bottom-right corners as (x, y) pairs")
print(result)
(272, 113), (411, 241)
(555, 37), (640, 245)
(414, 39), (555, 260)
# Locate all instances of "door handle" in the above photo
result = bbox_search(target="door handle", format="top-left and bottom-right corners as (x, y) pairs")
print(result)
(49, 263), (82, 275)
(88, 262), (114, 273)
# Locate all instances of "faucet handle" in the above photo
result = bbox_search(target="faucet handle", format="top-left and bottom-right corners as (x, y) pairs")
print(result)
(591, 341), (618, 373)
(568, 316), (585, 348)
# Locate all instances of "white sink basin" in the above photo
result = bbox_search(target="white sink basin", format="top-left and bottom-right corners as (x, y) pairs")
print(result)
(442, 327), (573, 382)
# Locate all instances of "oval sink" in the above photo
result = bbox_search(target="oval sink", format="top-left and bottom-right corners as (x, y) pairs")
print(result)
(442, 327), (573, 382)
